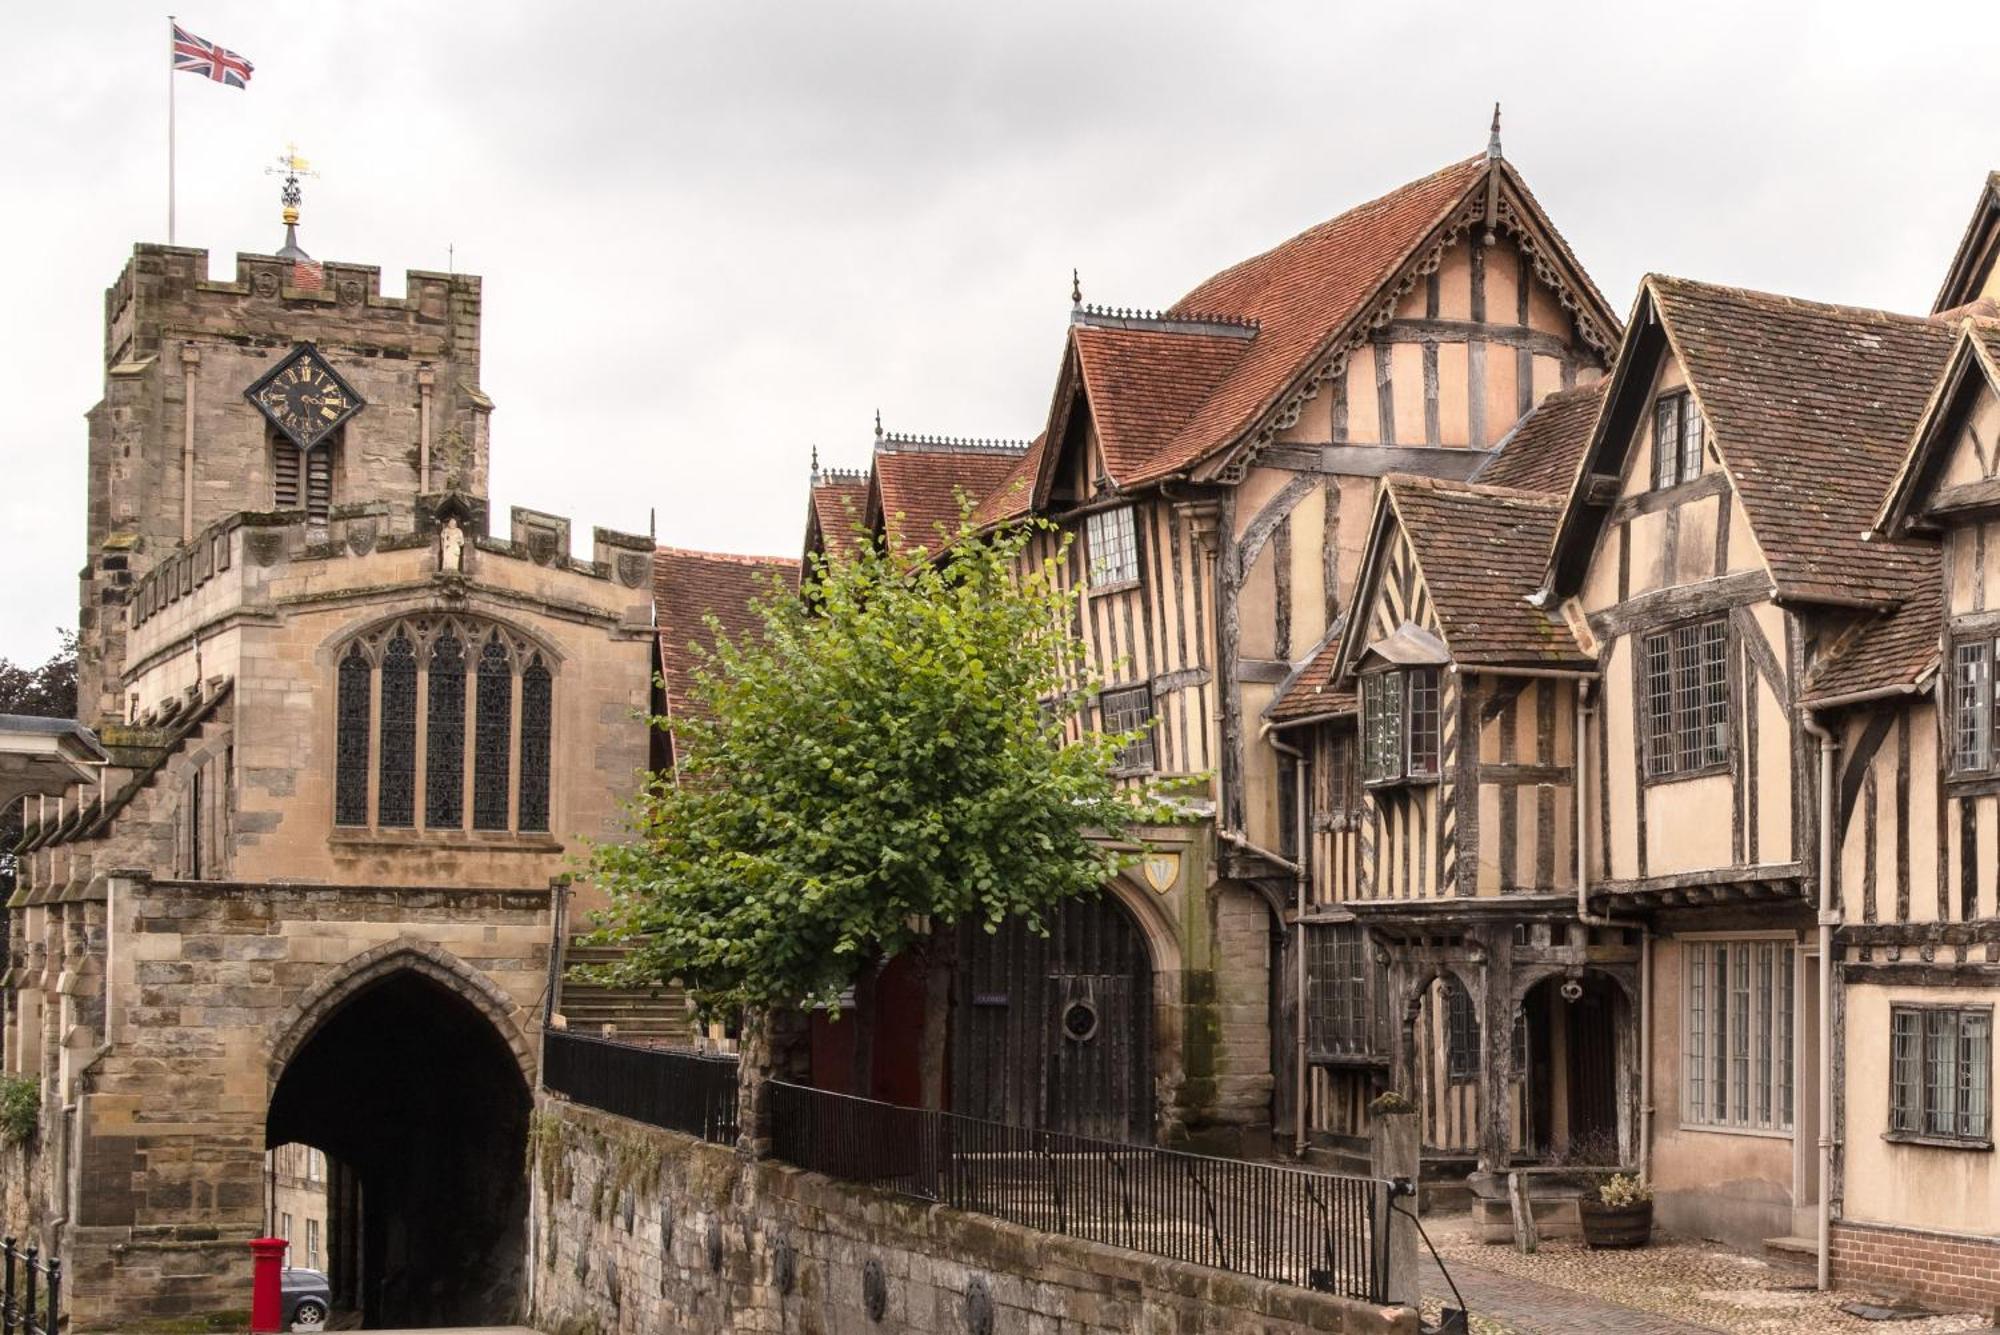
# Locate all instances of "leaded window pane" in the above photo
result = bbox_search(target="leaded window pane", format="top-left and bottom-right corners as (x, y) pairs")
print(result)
(518, 656), (552, 833)
(1964, 1012), (1992, 1141)
(1100, 685), (1155, 772)
(1085, 506), (1140, 586)
(474, 638), (513, 831)
(1445, 980), (1479, 1082)
(1644, 631), (1675, 776)
(426, 629), (466, 828)
(377, 633), (418, 828)
(334, 644), (372, 827)
(1926, 1009), (1960, 1138)
(1407, 669), (1441, 778)
(1779, 947), (1796, 1128)
(1364, 671), (1404, 783)
(1654, 397), (1680, 489)
(1687, 944), (1708, 1121)
(1712, 945), (1730, 1121)
(1755, 942), (1774, 1126)
(1646, 619), (1728, 777)
(1680, 398), (1704, 483)
(1955, 639), (1992, 773)
(1891, 1007), (1922, 1133)
(1731, 944), (1751, 1121)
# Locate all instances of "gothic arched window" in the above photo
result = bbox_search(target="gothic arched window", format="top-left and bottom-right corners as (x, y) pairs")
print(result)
(332, 616), (557, 836)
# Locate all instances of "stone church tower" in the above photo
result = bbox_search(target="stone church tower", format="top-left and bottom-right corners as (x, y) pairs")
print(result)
(2, 192), (657, 1326)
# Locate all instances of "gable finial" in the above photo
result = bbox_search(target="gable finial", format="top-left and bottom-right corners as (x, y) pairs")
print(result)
(874, 409), (883, 441)
(810, 444), (820, 481)
(1071, 267), (1082, 308)
(1487, 103), (1502, 161)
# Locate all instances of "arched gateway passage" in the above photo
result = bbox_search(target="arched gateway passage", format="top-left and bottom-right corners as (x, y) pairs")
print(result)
(267, 963), (531, 1327)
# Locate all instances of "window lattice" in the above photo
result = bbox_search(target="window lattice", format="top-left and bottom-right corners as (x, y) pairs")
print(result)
(426, 629), (466, 828)
(1643, 619), (1728, 778)
(1099, 685), (1155, 773)
(474, 636), (513, 831)
(1085, 506), (1140, 587)
(333, 616), (554, 835)
(334, 644), (372, 827)
(1445, 979), (1480, 1083)
(1685, 940), (1793, 1131)
(1305, 924), (1379, 1059)
(519, 656), (553, 832)
(377, 632), (418, 828)
(1362, 668), (1439, 784)
(1953, 637), (1994, 774)
(1653, 391), (1703, 489)
(1891, 1005), (1992, 1143)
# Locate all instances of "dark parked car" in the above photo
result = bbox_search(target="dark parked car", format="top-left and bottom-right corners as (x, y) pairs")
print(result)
(282, 1267), (331, 1328)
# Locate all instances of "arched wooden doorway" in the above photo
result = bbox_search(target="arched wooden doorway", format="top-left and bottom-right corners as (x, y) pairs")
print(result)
(952, 890), (1154, 1141)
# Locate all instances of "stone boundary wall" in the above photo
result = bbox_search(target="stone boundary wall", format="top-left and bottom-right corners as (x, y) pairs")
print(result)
(527, 1094), (1417, 1335)
(1831, 1219), (2000, 1320)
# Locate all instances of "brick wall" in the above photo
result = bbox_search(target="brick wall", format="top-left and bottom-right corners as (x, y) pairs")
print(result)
(529, 1095), (1416, 1335)
(1831, 1219), (2000, 1319)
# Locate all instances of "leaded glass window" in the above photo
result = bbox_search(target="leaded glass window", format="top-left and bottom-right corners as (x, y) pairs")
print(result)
(335, 644), (372, 827)
(1362, 667), (1440, 785)
(1099, 685), (1155, 773)
(474, 637), (513, 831)
(519, 655), (552, 833)
(1643, 618), (1729, 779)
(1445, 979), (1480, 1083)
(377, 632), (418, 828)
(331, 616), (555, 836)
(1890, 1005), (1992, 1144)
(1684, 939), (1794, 1131)
(425, 629), (466, 828)
(1653, 391), (1702, 490)
(1305, 924), (1382, 1059)
(1085, 506), (1139, 586)
(1952, 636), (1995, 774)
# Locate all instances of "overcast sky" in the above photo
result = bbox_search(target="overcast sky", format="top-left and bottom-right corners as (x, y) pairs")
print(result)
(2, 2), (1996, 665)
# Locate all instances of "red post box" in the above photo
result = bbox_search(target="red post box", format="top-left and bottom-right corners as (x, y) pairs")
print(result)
(249, 1235), (289, 1332)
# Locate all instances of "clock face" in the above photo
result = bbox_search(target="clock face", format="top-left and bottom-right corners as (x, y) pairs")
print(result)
(245, 344), (366, 449)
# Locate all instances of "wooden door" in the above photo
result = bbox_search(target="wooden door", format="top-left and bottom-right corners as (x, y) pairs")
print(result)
(953, 892), (1153, 1140)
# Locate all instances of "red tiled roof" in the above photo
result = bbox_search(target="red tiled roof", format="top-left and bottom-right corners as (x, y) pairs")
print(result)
(1649, 276), (1957, 606)
(1800, 553), (1941, 705)
(1132, 156), (1494, 484)
(872, 445), (1026, 556)
(806, 476), (870, 564)
(1388, 478), (1589, 668)
(1476, 378), (1608, 495)
(1070, 323), (1251, 484)
(969, 433), (1046, 530)
(653, 547), (800, 721)
(1267, 631), (1356, 724)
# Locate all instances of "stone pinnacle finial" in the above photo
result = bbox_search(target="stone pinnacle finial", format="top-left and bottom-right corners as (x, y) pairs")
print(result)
(874, 409), (883, 441)
(810, 444), (820, 481)
(1071, 267), (1082, 308)
(1487, 103), (1503, 161)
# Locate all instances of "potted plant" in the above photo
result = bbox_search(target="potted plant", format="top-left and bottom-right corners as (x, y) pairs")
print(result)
(1577, 1173), (1653, 1248)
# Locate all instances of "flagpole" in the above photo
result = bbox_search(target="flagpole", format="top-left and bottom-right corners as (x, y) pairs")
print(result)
(167, 14), (176, 244)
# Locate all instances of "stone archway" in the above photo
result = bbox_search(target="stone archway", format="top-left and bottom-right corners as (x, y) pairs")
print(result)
(266, 941), (535, 1327)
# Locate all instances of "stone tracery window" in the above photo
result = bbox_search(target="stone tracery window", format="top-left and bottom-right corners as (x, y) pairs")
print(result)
(332, 615), (556, 835)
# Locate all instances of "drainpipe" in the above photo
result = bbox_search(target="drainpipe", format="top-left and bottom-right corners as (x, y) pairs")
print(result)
(1801, 711), (1838, 1292)
(1574, 680), (1652, 1181)
(1268, 727), (1311, 1157)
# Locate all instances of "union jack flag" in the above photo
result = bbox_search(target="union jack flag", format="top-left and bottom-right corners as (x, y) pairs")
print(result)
(172, 25), (253, 89)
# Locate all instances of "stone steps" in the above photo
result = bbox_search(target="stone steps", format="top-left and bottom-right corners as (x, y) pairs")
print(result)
(555, 937), (694, 1045)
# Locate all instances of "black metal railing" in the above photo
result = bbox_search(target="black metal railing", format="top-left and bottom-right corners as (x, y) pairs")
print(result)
(0, 1238), (59, 1335)
(542, 1029), (739, 1144)
(768, 1081), (1384, 1302)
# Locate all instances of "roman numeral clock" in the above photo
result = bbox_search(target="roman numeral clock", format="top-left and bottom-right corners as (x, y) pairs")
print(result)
(245, 343), (366, 448)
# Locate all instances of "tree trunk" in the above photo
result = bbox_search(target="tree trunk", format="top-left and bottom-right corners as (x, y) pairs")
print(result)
(918, 922), (958, 1111)
(849, 955), (880, 1098)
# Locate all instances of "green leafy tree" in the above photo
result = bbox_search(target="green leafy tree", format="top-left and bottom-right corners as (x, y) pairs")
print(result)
(589, 517), (1175, 1105)
(0, 632), (78, 894)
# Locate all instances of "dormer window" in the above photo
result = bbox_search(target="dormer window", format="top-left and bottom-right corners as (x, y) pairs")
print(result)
(1361, 667), (1440, 785)
(1652, 391), (1705, 490)
(1085, 506), (1139, 587)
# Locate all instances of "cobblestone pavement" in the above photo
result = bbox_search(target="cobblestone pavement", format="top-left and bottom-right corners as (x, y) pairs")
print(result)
(1418, 1215), (1991, 1335)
